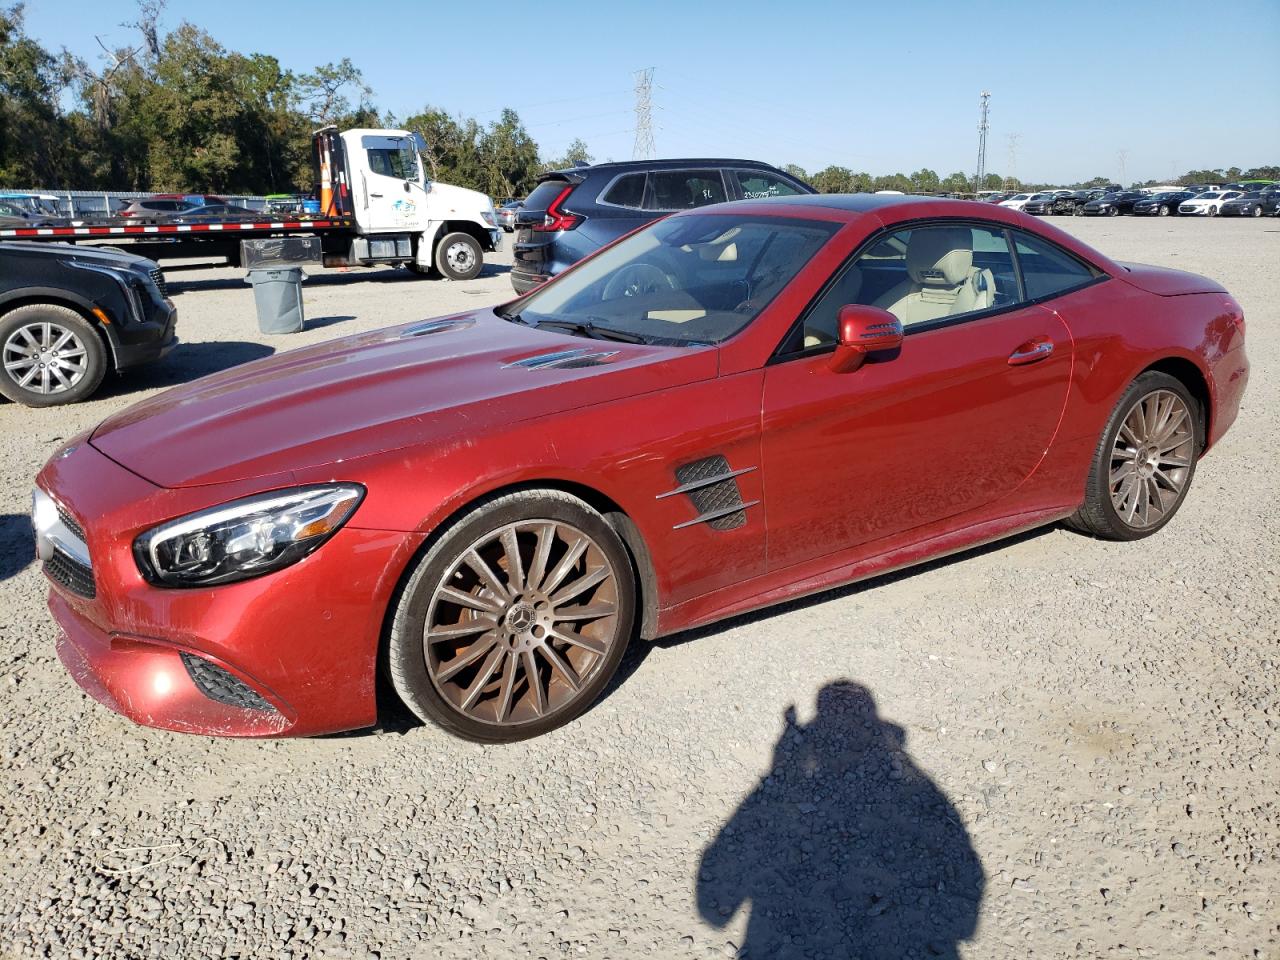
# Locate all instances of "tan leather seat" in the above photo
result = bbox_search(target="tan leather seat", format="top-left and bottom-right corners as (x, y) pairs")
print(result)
(873, 228), (994, 326)
(803, 266), (863, 348)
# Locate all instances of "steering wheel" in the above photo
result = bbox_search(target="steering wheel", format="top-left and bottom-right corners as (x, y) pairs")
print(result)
(602, 263), (676, 300)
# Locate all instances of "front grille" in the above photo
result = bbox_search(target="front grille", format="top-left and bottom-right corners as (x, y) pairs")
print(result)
(148, 268), (168, 298)
(44, 549), (95, 598)
(180, 653), (272, 711)
(57, 506), (86, 542)
(675, 455), (748, 531)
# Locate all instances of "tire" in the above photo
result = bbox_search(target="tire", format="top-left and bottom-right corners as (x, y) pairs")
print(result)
(1108, 206), (1119, 216)
(387, 489), (636, 742)
(0, 304), (108, 407)
(1066, 372), (1201, 541)
(1207, 205), (1218, 217)
(1158, 204), (1170, 217)
(1074, 206), (1085, 217)
(1252, 206), (1262, 218)
(434, 231), (484, 281)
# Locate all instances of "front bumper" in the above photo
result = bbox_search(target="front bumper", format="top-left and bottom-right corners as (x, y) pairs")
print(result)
(111, 300), (178, 372)
(36, 442), (423, 737)
(488, 228), (503, 252)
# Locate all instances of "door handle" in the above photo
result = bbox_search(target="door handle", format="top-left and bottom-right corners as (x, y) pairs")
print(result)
(1008, 340), (1054, 365)
(369, 192), (384, 198)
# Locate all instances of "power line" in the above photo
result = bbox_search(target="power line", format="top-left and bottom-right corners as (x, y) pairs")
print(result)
(632, 67), (655, 161)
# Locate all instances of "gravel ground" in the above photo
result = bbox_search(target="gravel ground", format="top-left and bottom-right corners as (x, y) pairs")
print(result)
(0, 217), (1277, 959)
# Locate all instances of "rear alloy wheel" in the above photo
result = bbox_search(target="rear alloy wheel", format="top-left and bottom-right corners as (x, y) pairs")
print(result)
(388, 490), (635, 741)
(0, 304), (107, 407)
(434, 231), (484, 281)
(1067, 372), (1200, 541)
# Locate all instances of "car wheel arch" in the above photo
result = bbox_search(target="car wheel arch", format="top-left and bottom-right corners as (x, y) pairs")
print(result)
(389, 478), (661, 645)
(0, 292), (119, 369)
(1141, 356), (1212, 449)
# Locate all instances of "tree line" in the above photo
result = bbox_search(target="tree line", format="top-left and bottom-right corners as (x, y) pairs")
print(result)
(2, 5), (1274, 200)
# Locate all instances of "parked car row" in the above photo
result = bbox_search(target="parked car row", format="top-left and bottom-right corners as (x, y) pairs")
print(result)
(990, 184), (1279, 218)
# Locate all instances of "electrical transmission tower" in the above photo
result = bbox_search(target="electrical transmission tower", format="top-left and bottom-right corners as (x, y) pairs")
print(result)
(973, 91), (990, 194)
(1004, 133), (1020, 191)
(632, 68), (655, 161)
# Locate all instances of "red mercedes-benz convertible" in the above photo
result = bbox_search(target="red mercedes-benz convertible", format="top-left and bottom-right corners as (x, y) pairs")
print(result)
(33, 195), (1248, 741)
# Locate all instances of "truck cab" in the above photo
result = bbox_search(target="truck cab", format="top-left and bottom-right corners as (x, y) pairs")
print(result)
(321, 128), (501, 280)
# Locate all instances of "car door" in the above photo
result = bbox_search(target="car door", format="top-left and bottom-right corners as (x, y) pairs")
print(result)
(760, 221), (1073, 572)
(356, 134), (426, 233)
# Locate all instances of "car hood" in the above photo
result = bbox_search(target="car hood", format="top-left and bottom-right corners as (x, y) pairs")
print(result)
(0, 240), (157, 271)
(426, 180), (494, 218)
(88, 312), (718, 488)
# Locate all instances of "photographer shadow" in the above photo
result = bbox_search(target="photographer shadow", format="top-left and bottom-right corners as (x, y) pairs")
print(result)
(697, 680), (984, 959)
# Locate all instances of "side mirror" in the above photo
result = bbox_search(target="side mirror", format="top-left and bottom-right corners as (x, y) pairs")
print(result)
(829, 305), (904, 373)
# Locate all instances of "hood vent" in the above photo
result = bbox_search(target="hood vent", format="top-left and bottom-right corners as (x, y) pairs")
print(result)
(504, 348), (620, 370)
(399, 317), (476, 338)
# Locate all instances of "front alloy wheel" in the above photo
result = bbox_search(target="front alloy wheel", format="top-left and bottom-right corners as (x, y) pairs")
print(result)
(0, 304), (107, 407)
(388, 490), (635, 741)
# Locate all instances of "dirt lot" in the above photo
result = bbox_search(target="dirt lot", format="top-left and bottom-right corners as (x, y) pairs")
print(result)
(1, 217), (1277, 959)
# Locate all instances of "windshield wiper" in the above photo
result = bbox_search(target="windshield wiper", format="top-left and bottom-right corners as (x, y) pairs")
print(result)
(497, 308), (529, 324)
(534, 318), (647, 344)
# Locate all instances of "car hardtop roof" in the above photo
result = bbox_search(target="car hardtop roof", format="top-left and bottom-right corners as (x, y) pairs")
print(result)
(547, 157), (795, 177)
(723, 192), (1011, 216)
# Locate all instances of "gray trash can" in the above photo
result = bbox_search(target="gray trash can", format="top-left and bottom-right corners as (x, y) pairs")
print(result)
(245, 268), (305, 334)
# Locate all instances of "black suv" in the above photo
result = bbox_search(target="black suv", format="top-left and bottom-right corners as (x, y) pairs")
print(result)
(510, 159), (815, 294)
(0, 242), (176, 406)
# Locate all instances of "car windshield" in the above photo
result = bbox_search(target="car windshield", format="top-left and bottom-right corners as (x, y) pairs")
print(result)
(509, 213), (839, 346)
(1240, 191), (1263, 199)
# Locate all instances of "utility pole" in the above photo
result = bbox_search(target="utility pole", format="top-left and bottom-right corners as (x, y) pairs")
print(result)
(973, 91), (990, 194)
(632, 68), (655, 161)
(1004, 133), (1020, 191)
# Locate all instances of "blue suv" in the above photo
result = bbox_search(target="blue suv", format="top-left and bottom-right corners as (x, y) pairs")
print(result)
(510, 159), (814, 294)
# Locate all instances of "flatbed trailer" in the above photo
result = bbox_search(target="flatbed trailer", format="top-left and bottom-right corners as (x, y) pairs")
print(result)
(0, 216), (357, 267)
(0, 127), (501, 280)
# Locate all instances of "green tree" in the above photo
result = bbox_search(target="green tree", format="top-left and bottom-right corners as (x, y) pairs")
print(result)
(810, 165), (853, 193)
(909, 168), (940, 193)
(781, 163), (808, 183)
(478, 108), (540, 199)
(872, 173), (912, 193)
(0, 3), (77, 186)
(402, 106), (485, 189)
(542, 138), (593, 172)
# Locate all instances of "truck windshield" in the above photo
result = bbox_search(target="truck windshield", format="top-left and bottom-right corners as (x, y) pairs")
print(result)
(510, 213), (839, 346)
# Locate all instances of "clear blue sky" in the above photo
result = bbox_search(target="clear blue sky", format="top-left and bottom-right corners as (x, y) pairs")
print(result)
(22, 0), (1280, 184)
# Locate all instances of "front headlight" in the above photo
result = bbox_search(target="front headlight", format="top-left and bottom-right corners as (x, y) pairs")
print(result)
(134, 484), (364, 587)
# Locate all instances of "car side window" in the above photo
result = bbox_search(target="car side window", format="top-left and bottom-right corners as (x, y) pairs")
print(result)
(736, 171), (804, 200)
(644, 170), (726, 211)
(1012, 233), (1097, 301)
(790, 223), (1020, 351)
(600, 173), (646, 209)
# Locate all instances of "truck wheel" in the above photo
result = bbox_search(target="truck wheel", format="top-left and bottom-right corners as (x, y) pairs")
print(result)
(434, 232), (483, 281)
(0, 304), (108, 407)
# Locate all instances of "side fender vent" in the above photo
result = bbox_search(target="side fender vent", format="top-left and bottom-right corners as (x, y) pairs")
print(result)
(659, 455), (758, 531)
